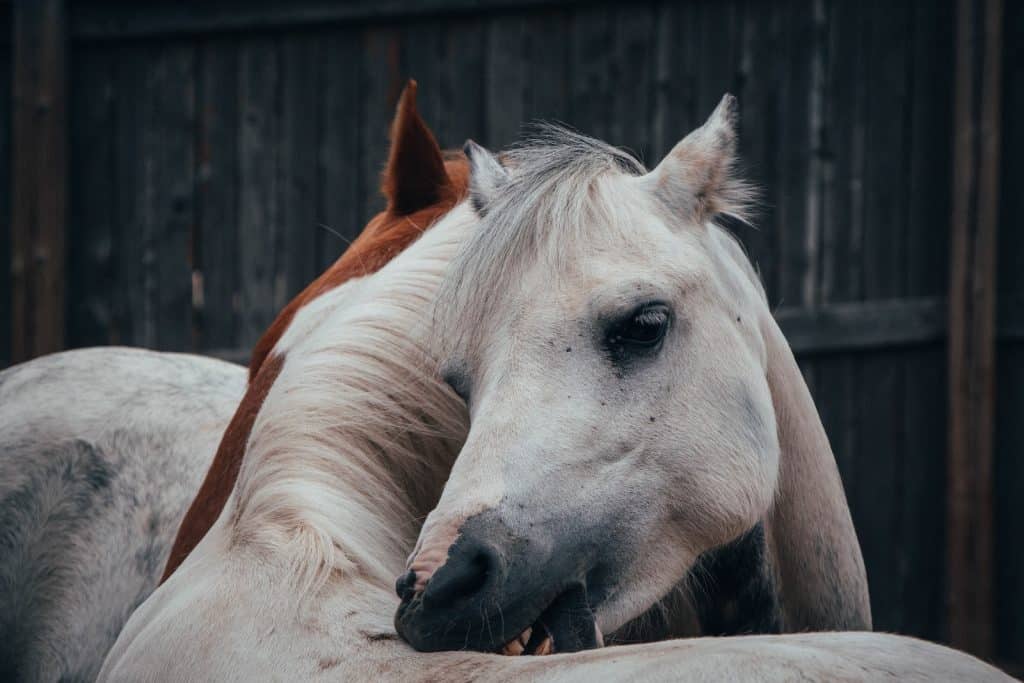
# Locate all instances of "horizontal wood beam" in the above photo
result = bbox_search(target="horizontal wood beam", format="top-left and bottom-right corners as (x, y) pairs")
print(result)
(777, 297), (947, 355)
(70, 0), (591, 41)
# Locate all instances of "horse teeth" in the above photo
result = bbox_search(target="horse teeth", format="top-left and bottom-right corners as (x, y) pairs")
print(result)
(499, 627), (532, 656)
(533, 636), (554, 656)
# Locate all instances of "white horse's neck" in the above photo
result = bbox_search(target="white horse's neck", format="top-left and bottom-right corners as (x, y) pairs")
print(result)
(707, 223), (871, 631)
(228, 205), (474, 595)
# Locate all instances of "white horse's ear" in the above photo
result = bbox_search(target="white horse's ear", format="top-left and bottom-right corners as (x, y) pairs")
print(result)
(463, 140), (509, 216)
(645, 94), (753, 224)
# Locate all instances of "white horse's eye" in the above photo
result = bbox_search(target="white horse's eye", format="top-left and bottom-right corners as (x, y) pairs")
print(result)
(606, 303), (671, 360)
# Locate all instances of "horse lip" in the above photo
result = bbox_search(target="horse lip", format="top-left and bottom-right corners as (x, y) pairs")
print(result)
(394, 580), (602, 655)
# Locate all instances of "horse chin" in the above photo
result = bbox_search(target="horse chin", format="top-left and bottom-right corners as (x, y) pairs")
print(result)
(395, 582), (604, 656)
(498, 584), (604, 656)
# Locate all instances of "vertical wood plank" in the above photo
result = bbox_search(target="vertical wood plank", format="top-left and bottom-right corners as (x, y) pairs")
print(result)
(195, 39), (240, 351)
(11, 0), (67, 362)
(736, 0), (780, 303)
(113, 47), (142, 346)
(361, 27), (401, 224)
(0, 11), (12, 367)
(113, 45), (195, 351)
(144, 46), (195, 351)
(319, 28), (361, 269)
(486, 12), (525, 149)
(237, 38), (281, 349)
(611, 3), (654, 161)
(996, 0), (1024, 667)
(68, 47), (117, 348)
(568, 6), (613, 141)
(401, 21), (443, 139)
(900, 0), (955, 643)
(855, 0), (914, 634)
(948, 0), (1003, 659)
(279, 34), (320, 301)
(522, 9), (569, 125)
(812, 0), (860, 573)
(438, 19), (484, 148)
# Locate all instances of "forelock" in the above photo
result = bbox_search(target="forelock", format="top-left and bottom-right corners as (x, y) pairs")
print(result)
(436, 125), (646, 352)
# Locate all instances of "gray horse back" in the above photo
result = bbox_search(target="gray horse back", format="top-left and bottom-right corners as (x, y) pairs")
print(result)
(0, 348), (244, 682)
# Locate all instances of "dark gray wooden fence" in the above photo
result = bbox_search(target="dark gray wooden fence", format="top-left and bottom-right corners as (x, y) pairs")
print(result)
(1, 0), (1021, 672)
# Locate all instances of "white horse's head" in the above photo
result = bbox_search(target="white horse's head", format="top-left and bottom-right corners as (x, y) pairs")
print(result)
(396, 97), (791, 652)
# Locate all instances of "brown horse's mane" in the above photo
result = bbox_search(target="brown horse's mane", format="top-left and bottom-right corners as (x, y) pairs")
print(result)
(160, 81), (468, 582)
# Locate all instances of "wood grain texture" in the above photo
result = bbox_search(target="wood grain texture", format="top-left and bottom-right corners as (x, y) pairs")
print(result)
(68, 47), (117, 349)
(947, 0), (1003, 660)
(0, 6), (11, 367)
(11, 0), (68, 362)
(195, 39), (241, 351)
(996, 0), (1024, 662)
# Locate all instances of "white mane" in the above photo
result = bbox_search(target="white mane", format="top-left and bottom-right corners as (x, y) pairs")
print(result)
(228, 204), (476, 596)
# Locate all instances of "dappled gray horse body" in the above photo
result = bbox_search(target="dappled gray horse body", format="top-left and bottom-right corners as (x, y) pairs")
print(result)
(0, 348), (244, 681)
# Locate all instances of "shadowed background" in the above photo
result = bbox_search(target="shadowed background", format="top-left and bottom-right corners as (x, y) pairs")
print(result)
(1, 0), (1021, 673)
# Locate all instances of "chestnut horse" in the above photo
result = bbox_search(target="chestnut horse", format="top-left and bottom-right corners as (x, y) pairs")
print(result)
(100, 94), (1009, 681)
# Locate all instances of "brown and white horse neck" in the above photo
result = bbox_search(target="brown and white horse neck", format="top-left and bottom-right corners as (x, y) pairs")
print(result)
(160, 80), (468, 582)
(227, 204), (476, 591)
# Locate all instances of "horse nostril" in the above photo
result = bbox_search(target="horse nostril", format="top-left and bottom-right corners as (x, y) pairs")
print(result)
(395, 569), (417, 602)
(422, 540), (497, 608)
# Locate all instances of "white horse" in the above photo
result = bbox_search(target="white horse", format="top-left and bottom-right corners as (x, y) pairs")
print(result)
(396, 96), (869, 653)
(99, 97), (1011, 681)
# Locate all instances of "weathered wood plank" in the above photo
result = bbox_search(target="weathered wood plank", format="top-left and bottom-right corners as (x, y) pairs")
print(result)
(319, 28), (362, 268)
(734, 0), (779, 304)
(68, 47), (117, 348)
(997, 0), (1024, 661)
(856, 0), (915, 635)
(522, 8), (569, 124)
(948, 0), (1003, 659)
(279, 35), (321, 300)
(899, 0), (955, 643)
(0, 16), (12, 367)
(112, 45), (195, 351)
(237, 38), (282, 348)
(776, 297), (945, 355)
(11, 0), (68, 362)
(195, 39), (241, 351)
(438, 18), (484, 149)
(810, 0), (860, 539)
(611, 3), (654, 161)
(401, 21), (443, 140)
(113, 46), (143, 346)
(995, 342), (1024, 666)
(485, 12), (525, 149)
(568, 5), (613, 141)
(361, 28), (402, 225)
(142, 46), (196, 351)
